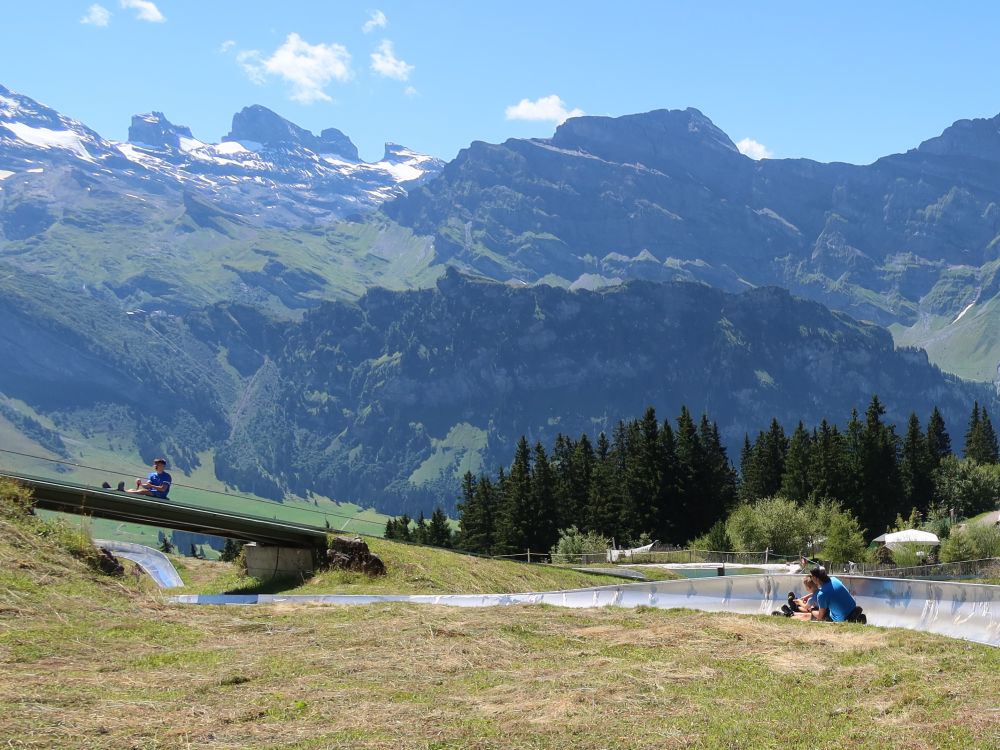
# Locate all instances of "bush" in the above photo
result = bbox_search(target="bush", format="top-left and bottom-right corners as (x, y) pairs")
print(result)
(689, 520), (731, 552)
(939, 529), (977, 563)
(822, 511), (867, 565)
(725, 496), (810, 556)
(550, 526), (611, 564)
(0, 478), (34, 519)
(933, 456), (1000, 518)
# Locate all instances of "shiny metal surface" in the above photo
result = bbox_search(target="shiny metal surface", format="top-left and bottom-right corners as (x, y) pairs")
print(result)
(95, 539), (184, 588)
(171, 573), (1000, 647)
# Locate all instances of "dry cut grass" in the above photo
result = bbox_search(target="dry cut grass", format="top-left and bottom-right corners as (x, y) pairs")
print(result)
(2, 484), (1000, 749)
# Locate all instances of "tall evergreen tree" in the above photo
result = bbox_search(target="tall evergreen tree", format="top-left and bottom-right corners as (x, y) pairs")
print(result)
(808, 421), (848, 504)
(780, 421), (812, 503)
(427, 507), (454, 548)
(697, 415), (737, 531)
(673, 406), (702, 543)
(632, 407), (663, 540)
(412, 512), (429, 545)
(458, 472), (497, 553)
(738, 434), (754, 502)
(926, 406), (952, 466)
(654, 420), (680, 543)
(551, 434), (576, 531)
(494, 437), (533, 554)
(529, 442), (560, 553)
(964, 401), (983, 462)
(900, 413), (934, 515)
(395, 514), (412, 542)
(979, 409), (999, 463)
(856, 396), (904, 535)
(586, 432), (623, 543)
(741, 419), (787, 502)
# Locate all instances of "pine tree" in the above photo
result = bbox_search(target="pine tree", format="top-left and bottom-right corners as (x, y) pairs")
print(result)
(738, 433), (754, 502)
(615, 419), (645, 543)
(856, 396), (904, 535)
(654, 420), (680, 543)
(384, 517), (398, 540)
(979, 409), (999, 463)
(458, 472), (497, 553)
(395, 514), (412, 542)
(808, 421), (848, 504)
(900, 412), (934, 515)
(926, 406), (952, 466)
(965, 401), (982, 462)
(158, 536), (174, 554)
(586, 432), (622, 543)
(780, 421), (812, 503)
(427, 507), (454, 548)
(494, 437), (533, 554)
(697, 415), (737, 534)
(529, 442), (560, 553)
(413, 512), (428, 545)
(672, 406), (699, 542)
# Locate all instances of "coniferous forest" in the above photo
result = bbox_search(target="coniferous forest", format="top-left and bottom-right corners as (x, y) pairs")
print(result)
(385, 397), (1000, 560)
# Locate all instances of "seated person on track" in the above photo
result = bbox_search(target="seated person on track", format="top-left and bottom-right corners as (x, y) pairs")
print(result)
(790, 566), (864, 623)
(125, 458), (172, 499)
(777, 575), (818, 616)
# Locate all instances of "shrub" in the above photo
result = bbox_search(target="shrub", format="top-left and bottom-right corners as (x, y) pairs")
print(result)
(550, 526), (611, 564)
(725, 496), (810, 556)
(939, 529), (977, 563)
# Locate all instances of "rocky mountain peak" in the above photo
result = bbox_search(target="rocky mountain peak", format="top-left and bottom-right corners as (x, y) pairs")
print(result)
(916, 113), (1000, 162)
(318, 127), (359, 162)
(127, 111), (194, 149)
(224, 105), (358, 161)
(549, 107), (740, 166)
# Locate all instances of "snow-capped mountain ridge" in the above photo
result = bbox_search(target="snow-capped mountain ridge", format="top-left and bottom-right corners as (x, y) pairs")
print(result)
(0, 84), (444, 226)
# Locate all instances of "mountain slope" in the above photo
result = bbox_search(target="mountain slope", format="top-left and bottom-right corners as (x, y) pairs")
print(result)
(203, 270), (993, 514)
(383, 108), (1000, 379)
(0, 83), (444, 230)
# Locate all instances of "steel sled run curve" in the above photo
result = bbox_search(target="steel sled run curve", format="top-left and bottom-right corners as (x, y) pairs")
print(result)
(171, 574), (1000, 647)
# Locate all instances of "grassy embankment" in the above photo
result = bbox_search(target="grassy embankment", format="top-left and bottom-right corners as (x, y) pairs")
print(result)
(2, 479), (1000, 750)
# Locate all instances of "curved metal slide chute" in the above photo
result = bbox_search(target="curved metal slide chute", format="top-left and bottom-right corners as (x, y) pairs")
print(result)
(171, 574), (1000, 647)
(95, 539), (184, 588)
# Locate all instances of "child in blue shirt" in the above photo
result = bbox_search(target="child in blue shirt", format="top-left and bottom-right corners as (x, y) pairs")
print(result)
(126, 458), (172, 499)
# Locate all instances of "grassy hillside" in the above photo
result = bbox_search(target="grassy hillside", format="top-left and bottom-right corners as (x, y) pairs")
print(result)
(173, 538), (635, 596)
(3, 479), (1000, 748)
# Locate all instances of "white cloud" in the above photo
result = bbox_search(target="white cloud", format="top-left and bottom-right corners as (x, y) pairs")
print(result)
(505, 95), (583, 125)
(81, 4), (111, 26)
(370, 40), (413, 81)
(362, 10), (387, 33)
(120, 0), (165, 23)
(404, 86), (418, 98)
(219, 40), (236, 54)
(736, 137), (773, 160)
(238, 33), (352, 103)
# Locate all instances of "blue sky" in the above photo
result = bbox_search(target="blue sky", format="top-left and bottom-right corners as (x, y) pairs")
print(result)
(2, 2), (998, 164)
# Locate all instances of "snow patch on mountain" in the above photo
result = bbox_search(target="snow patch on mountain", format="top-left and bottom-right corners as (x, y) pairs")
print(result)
(1, 121), (96, 161)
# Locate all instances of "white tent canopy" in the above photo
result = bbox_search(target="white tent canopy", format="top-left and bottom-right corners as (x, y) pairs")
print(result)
(873, 529), (940, 549)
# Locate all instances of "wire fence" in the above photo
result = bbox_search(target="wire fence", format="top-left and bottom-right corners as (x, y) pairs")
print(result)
(497, 548), (800, 566)
(841, 557), (1000, 581)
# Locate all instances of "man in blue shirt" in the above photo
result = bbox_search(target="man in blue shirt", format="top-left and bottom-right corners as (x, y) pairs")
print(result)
(126, 458), (172, 499)
(791, 566), (859, 622)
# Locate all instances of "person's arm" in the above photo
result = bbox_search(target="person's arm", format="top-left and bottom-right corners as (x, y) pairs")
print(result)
(810, 607), (828, 621)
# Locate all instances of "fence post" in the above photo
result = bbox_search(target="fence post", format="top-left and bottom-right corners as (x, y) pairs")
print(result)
(764, 547), (769, 564)
(527, 548), (531, 564)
